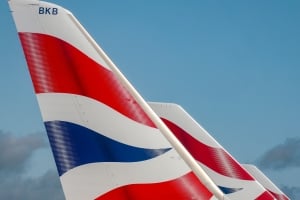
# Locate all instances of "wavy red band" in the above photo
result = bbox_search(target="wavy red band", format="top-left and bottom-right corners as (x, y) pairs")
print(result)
(96, 172), (213, 200)
(255, 191), (278, 200)
(19, 32), (155, 128)
(269, 190), (289, 200)
(162, 118), (254, 180)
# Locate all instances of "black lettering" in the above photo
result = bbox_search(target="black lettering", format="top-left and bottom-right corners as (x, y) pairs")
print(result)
(39, 7), (58, 15)
(52, 8), (58, 15)
(39, 7), (44, 14)
(45, 7), (51, 15)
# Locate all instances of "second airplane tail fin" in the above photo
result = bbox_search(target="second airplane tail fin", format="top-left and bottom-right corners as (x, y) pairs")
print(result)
(150, 102), (276, 199)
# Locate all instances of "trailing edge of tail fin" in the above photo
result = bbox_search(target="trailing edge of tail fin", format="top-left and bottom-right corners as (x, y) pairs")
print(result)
(150, 102), (277, 200)
(243, 164), (290, 200)
(8, 0), (226, 199)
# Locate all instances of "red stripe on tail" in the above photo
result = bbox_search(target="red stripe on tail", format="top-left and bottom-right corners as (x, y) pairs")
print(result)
(96, 172), (213, 200)
(162, 118), (254, 180)
(19, 32), (155, 128)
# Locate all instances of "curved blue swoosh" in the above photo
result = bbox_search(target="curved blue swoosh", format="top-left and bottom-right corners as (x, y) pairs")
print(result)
(218, 186), (243, 194)
(44, 121), (171, 176)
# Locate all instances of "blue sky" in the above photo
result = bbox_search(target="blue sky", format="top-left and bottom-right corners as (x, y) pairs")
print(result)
(0, 0), (299, 199)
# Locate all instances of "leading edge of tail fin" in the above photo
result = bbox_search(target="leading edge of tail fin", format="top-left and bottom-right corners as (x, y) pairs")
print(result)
(9, 1), (222, 199)
(149, 102), (277, 200)
(243, 164), (290, 200)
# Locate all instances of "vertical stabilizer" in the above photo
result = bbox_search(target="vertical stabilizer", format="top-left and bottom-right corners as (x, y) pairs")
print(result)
(8, 0), (224, 199)
(150, 102), (276, 199)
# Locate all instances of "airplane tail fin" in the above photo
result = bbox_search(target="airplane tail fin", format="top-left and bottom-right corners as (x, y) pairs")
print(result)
(8, 0), (223, 199)
(150, 102), (276, 199)
(243, 164), (290, 200)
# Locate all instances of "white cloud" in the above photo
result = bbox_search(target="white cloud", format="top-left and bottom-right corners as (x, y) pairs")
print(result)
(0, 131), (46, 173)
(0, 131), (64, 199)
(0, 170), (64, 200)
(257, 137), (300, 170)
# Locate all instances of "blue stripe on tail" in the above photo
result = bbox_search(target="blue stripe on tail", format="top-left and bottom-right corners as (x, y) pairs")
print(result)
(45, 121), (171, 176)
